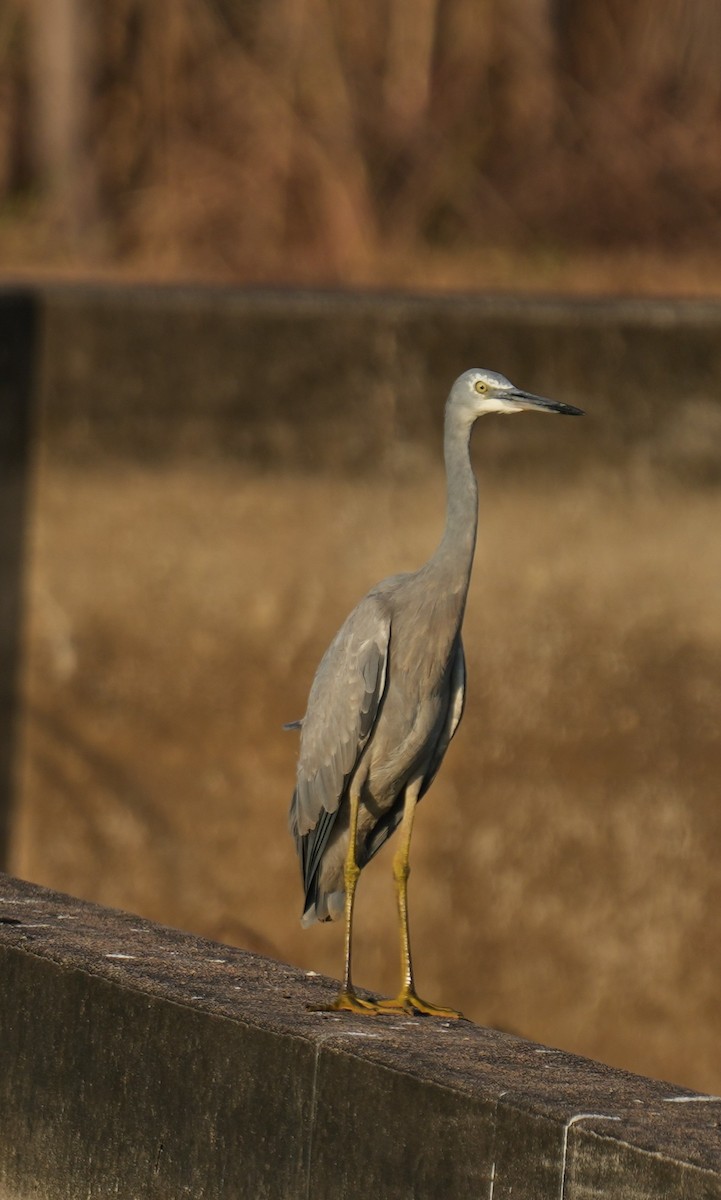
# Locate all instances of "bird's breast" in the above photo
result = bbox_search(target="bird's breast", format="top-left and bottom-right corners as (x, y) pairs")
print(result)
(360, 643), (454, 804)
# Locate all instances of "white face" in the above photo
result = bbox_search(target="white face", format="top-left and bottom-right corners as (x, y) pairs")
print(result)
(452, 368), (524, 417)
(449, 368), (580, 419)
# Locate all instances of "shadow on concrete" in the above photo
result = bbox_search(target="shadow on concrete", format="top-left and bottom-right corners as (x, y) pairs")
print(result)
(0, 291), (38, 867)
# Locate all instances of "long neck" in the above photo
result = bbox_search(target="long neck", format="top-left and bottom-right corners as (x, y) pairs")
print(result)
(425, 402), (478, 601)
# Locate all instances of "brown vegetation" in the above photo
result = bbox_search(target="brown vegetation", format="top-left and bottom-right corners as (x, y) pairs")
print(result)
(1, 1), (721, 289)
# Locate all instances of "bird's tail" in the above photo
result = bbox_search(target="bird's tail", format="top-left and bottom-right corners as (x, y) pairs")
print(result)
(301, 887), (344, 927)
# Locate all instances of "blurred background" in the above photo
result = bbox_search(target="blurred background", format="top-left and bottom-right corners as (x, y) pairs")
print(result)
(3, 0), (721, 1096)
(3, 0), (721, 290)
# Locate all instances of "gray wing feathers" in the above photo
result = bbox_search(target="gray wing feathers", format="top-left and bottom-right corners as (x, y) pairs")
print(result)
(289, 597), (391, 883)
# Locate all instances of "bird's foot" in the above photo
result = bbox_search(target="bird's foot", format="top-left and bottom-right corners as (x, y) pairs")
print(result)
(307, 989), (381, 1015)
(376, 989), (463, 1019)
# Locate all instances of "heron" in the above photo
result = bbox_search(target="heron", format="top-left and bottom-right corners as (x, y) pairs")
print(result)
(288, 368), (583, 1017)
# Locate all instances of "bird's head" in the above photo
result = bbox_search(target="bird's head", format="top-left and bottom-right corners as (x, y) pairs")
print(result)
(449, 368), (584, 420)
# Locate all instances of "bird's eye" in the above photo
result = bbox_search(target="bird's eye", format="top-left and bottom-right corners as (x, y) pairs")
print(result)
(474, 380), (487, 394)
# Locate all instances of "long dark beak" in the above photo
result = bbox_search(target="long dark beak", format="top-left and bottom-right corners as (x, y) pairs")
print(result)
(508, 389), (584, 416)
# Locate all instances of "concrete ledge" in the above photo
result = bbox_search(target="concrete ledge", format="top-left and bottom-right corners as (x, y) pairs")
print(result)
(1, 875), (720, 1199)
(29, 283), (721, 479)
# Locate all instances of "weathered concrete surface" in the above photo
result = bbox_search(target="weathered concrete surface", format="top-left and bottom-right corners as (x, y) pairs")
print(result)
(34, 284), (721, 480)
(0, 291), (37, 867)
(1, 874), (720, 1200)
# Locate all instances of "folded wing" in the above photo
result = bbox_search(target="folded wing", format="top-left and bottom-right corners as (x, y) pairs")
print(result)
(288, 594), (391, 902)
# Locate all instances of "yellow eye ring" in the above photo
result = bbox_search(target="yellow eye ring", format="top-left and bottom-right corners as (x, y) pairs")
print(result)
(474, 380), (487, 394)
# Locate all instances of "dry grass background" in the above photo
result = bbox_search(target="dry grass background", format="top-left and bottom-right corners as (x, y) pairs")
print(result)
(12, 456), (721, 1092)
(1, 1), (721, 290)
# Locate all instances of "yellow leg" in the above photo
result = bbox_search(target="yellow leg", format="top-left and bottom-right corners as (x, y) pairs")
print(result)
(308, 785), (379, 1015)
(377, 785), (463, 1019)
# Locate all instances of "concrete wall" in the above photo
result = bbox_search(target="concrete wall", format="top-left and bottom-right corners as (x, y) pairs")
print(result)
(33, 285), (721, 480)
(2, 873), (721, 1200)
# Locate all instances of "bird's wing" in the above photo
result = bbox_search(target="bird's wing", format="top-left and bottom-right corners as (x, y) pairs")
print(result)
(288, 594), (391, 890)
(361, 635), (466, 865)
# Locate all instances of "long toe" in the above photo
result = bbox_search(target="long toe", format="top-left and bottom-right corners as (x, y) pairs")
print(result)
(377, 990), (464, 1019)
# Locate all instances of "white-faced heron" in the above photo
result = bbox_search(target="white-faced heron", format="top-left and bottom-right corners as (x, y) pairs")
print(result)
(288, 368), (583, 1016)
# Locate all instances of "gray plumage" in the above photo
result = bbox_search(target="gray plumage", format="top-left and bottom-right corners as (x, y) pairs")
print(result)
(288, 368), (582, 1014)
